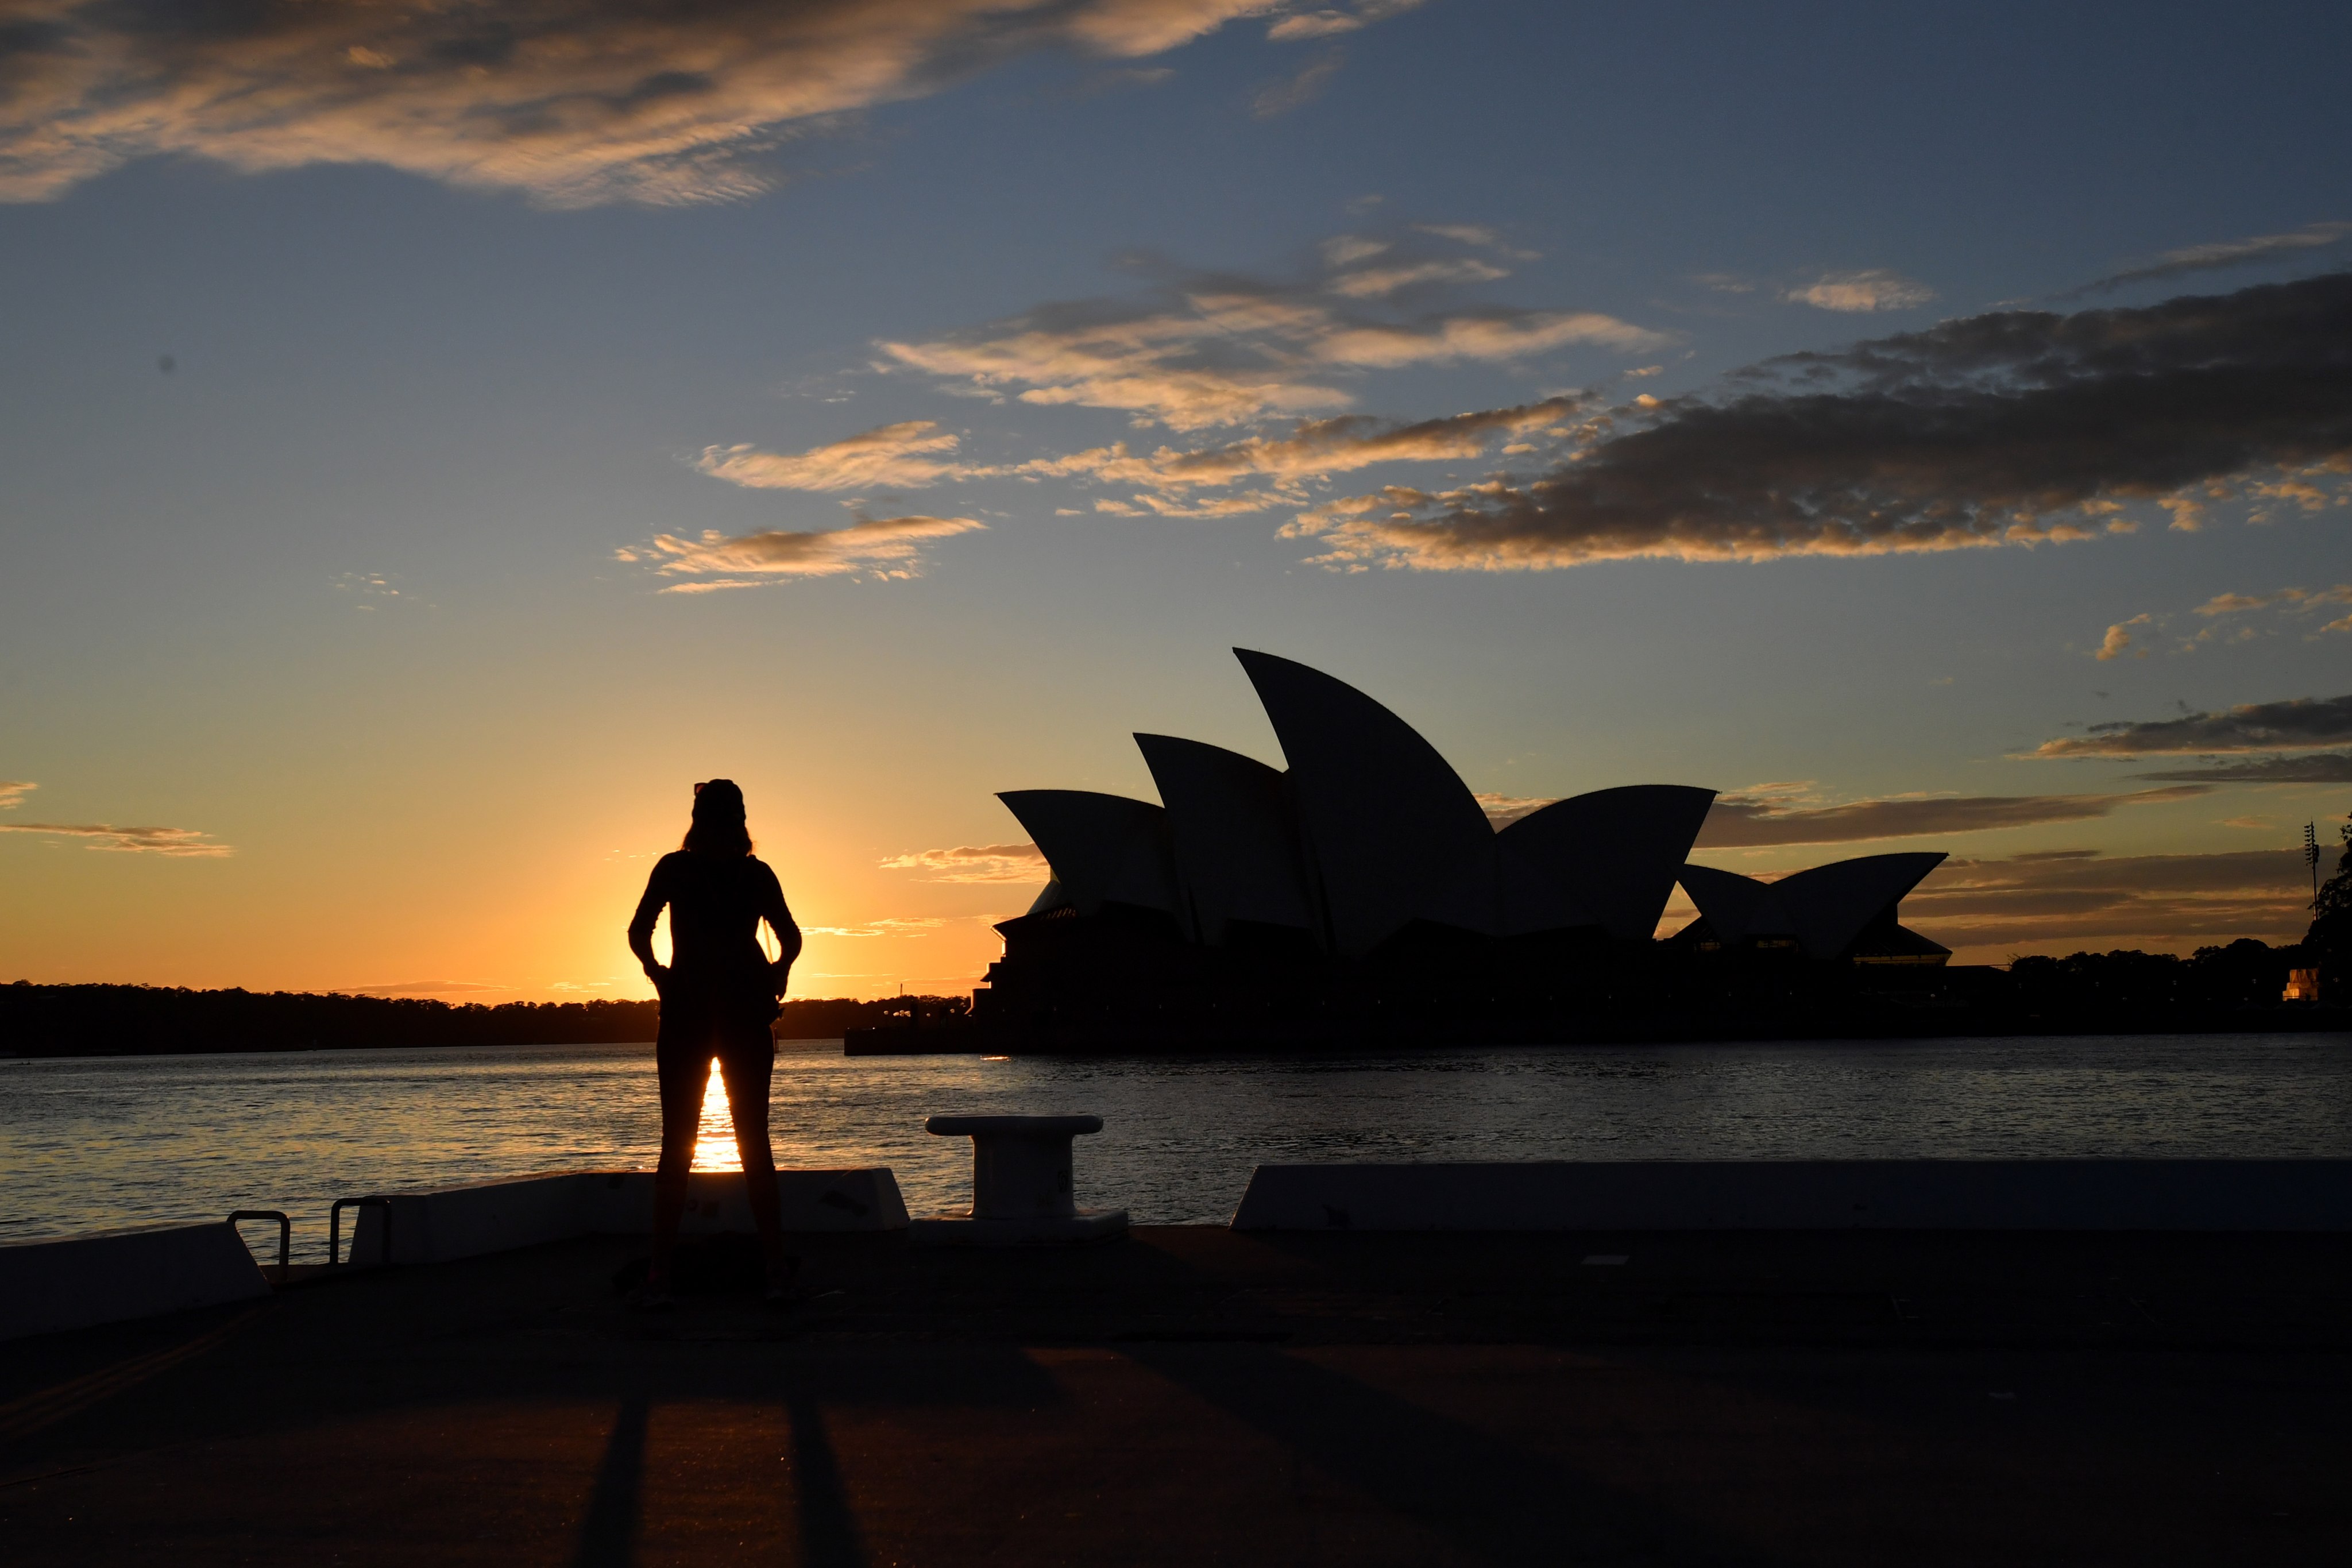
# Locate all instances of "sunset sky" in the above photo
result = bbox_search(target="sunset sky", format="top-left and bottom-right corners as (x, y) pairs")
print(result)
(3, 0), (2350, 1001)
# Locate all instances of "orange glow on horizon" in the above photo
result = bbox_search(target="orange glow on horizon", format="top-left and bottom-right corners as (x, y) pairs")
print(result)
(689, 1059), (741, 1171)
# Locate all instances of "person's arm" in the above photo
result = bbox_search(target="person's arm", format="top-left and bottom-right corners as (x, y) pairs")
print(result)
(759, 864), (801, 995)
(627, 859), (673, 990)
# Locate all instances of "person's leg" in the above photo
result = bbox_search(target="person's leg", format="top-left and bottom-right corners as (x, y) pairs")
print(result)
(651, 1038), (709, 1295)
(717, 1034), (793, 1289)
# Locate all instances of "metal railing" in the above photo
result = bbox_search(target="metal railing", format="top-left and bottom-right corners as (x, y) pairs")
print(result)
(228, 1209), (290, 1269)
(330, 1196), (393, 1267)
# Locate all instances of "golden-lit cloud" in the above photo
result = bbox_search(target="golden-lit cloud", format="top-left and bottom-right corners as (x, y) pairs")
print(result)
(1784, 269), (1937, 311)
(2075, 580), (2352, 665)
(1280, 273), (2352, 571)
(1094, 489), (1291, 516)
(0, 821), (234, 856)
(803, 916), (949, 937)
(878, 841), (1047, 882)
(2095, 614), (2153, 661)
(0, 779), (223, 855)
(0, 0), (1319, 206)
(1314, 312), (1663, 366)
(2193, 583), (2352, 625)
(693, 421), (963, 491)
(625, 513), (984, 587)
(2032, 693), (2352, 758)
(1903, 848), (2312, 949)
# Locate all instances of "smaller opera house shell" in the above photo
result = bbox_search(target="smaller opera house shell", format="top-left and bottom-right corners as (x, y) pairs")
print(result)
(976, 650), (1947, 1030)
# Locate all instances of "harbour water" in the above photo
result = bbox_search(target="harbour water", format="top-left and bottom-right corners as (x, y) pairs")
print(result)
(5, 1032), (2351, 1262)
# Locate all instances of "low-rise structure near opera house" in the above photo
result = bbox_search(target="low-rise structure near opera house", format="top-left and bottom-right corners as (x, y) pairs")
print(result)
(958, 650), (1952, 1046)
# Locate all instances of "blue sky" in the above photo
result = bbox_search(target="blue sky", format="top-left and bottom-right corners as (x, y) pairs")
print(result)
(3, 0), (2349, 997)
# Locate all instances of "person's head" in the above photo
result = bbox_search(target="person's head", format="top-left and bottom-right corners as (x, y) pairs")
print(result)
(682, 778), (752, 856)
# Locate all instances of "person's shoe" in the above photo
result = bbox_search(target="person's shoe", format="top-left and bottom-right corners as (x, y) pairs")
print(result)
(627, 1278), (677, 1312)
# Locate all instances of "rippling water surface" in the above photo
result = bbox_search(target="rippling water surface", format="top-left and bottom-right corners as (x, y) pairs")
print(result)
(6, 1032), (2350, 1261)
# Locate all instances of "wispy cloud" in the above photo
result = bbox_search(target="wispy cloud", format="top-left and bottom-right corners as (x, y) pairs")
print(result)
(693, 422), (963, 492)
(1693, 786), (2209, 848)
(1281, 272), (2352, 571)
(1327, 258), (1510, 298)
(2194, 582), (2352, 632)
(1785, 269), (1937, 312)
(1253, 45), (1345, 117)
(878, 244), (1660, 431)
(879, 841), (1047, 882)
(1473, 791), (1554, 828)
(803, 917), (949, 937)
(2133, 753), (2352, 784)
(0, 781), (34, 809)
(1903, 848), (2312, 948)
(2033, 693), (2352, 758)
(0, 822), (234, 856)
(1268, 1), (1422, 41)
(0, 1), (1325, 206)
(623, 513), (984, 588)
(338, 980), (513, 996)
(2066, 222), (2351, 296)
(1045, 396), (1583, 501)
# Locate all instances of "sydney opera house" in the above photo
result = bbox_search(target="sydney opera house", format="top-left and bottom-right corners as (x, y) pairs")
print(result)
(970, 650), (1949, 1040)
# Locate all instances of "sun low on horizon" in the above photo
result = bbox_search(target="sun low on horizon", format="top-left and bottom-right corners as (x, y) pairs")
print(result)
(3, 0), (2350, 1001)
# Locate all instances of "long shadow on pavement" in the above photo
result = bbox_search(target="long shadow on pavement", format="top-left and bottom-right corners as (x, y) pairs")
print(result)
(1125, 1342), (1786, 1568)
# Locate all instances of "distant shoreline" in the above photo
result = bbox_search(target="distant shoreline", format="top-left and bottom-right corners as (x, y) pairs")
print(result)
(0, 982), (951, 1060)
(10, 972), (2348, 1060)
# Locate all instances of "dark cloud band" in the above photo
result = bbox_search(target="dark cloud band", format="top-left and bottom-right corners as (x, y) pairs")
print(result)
(1695, 786), (2210, 848)
(1286, 272), (2352, 571)
(2035, 693), (2352, 758)
(2133, 752), (2352, 783)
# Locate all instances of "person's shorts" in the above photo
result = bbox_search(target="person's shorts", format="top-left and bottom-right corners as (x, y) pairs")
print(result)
(655, 988), (777, 1117)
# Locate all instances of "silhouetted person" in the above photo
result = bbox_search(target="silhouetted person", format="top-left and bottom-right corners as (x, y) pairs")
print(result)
(627, 778), (801, 1306)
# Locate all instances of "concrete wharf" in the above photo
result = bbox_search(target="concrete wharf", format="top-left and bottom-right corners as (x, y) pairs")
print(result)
(4, 1222), (2349, 1565)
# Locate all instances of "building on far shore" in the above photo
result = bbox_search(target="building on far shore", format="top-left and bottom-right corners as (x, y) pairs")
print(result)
(970, 650), (1951, 1039)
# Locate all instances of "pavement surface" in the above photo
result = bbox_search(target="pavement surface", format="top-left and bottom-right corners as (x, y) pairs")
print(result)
(3, 1226), (2349, 1565)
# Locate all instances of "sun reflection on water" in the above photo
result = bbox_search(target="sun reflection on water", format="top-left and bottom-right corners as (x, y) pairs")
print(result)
(690, 1059), (740, 1171)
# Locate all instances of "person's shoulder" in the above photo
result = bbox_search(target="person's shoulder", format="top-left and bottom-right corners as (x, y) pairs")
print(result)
(650, 850), (692, 878)
(747, 854), (782, 882)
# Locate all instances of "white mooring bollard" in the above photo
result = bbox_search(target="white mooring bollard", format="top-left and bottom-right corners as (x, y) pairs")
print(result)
(910, 1114), (1130, 1243)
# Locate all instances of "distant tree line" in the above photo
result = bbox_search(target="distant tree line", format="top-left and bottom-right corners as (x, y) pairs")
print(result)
(2007, 816), (2350, 1013)
(2007, 939), (2311, 1013)
(0, 983), (972, 1058)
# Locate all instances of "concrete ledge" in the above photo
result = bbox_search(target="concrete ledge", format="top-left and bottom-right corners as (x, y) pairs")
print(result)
(0, 1223), (271, 1342)
(909, 1209), (1130, 1246)
(345, 1168), (910, 1266)
(1229, 1160), (2352, 1233)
